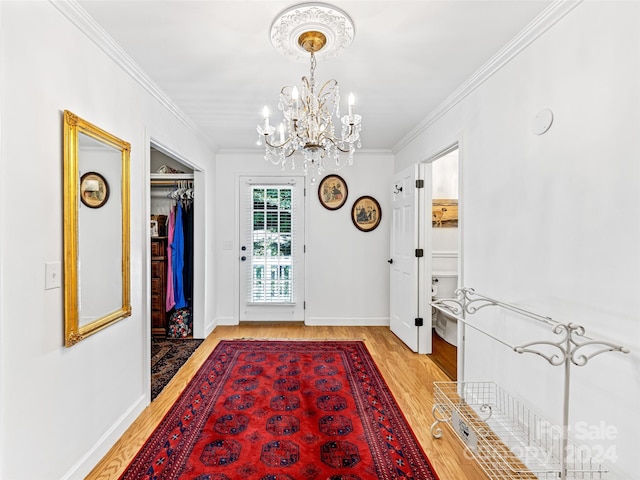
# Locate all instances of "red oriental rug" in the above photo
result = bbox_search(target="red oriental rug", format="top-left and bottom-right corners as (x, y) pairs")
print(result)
(120, 340), (439, 480)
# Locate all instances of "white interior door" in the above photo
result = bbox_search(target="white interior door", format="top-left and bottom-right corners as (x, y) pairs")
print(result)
(239, 176), (305, 321)
(390, 164), (432, 353)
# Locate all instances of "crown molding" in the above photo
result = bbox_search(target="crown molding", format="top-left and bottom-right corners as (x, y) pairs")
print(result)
(50, 0), (219, 152)
(393, 0), (582, 154)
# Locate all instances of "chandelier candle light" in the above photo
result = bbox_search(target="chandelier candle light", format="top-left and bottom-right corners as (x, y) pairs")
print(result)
(257, 4), (362, 181)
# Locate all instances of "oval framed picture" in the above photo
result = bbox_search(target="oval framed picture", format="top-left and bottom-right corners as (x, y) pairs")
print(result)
(80, 171), (110, 208)
(351, 195), (381, 232)
(318, 174), (348, 210)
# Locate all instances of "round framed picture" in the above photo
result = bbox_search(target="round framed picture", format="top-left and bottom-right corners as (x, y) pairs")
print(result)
(351, 196), (381, 232)
(80, 171), (110, 208)
(318, 174), (348, 210)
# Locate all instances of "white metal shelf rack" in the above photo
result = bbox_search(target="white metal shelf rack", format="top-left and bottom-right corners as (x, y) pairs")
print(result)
(430, 288), (629, 480)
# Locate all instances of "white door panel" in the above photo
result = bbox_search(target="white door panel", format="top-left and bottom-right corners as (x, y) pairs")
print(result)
(390, 165), (419, 351)
(390, 164), (432, 353)
(239, 177), (305, 321)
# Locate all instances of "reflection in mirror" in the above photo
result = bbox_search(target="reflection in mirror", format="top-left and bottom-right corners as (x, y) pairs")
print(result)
(77, 134), (123, 328)
(63, 111), (131, 346)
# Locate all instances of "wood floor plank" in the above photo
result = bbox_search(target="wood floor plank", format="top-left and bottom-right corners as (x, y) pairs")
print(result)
(86, 325), (489, 480)
(431, 329), (458, 381)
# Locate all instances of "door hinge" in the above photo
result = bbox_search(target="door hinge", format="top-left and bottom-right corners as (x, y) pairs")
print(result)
(304, 244), (306, 253)
(303, 301), (306, 310)
(415, 248), (424, 257)
(415, 317), (424, 327)
(416, 179), (424, 188)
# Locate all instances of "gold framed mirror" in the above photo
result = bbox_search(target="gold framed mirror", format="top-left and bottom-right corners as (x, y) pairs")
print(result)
(63, 110), (131, 347)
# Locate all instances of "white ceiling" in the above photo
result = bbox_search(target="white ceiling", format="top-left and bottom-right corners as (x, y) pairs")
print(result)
(78, 0), (552, 152)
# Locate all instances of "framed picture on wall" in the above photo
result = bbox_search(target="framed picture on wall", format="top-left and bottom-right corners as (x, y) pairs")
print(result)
(80, 171), (110, 208)
(351, 196), (381, 232)
(318, 174), (348, 210)
(432, 199), (458, 227)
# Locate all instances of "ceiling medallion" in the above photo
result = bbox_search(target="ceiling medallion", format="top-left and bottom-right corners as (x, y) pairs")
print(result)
(270, 3), (355, 62)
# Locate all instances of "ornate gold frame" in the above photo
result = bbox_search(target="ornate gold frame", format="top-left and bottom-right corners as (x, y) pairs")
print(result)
(63, 110), (131, 346)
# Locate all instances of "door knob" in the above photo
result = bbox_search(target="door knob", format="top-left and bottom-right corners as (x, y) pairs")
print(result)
(387, 258), (393, 264)
(241, 256), (247, 261)
(241, 246), (247, 251)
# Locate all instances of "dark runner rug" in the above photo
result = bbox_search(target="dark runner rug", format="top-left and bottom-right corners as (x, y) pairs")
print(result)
(128, 340), (439, 479)
(151, 337), (203, 401)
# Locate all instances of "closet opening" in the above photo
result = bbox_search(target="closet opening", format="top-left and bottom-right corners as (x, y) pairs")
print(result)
(149, 144), (202, 400)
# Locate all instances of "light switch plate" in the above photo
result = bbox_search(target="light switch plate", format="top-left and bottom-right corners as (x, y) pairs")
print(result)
(45, 261), (61, 290)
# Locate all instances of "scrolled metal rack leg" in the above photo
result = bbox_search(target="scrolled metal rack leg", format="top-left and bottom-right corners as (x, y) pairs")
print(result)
(430, 403), (451, 439)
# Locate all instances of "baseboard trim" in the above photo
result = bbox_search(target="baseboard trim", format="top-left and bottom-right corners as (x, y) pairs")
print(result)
(213, 317), (390, 327)
(60, 394), (147, 480)
(305, 317), (389, 327)
(204, 318), (219, 337)
(215, 316), (239, 326)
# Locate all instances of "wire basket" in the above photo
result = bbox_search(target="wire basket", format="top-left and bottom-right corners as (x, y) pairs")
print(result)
(431, 382), (608, 480)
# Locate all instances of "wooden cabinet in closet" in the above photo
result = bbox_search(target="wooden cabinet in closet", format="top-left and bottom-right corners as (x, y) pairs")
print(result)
(151, 237), (168, 336)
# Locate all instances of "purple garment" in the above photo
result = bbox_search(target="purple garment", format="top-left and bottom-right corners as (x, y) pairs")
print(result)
(165, 207), (176, 311)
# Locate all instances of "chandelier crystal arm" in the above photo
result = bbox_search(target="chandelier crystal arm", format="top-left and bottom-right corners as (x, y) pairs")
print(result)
(263, 134), (294, 151)
(323, 136), (350, 153)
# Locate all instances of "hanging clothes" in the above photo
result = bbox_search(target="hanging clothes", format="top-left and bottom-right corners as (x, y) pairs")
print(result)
(172, 203), (187, 310)
(165, 206), (176, 312)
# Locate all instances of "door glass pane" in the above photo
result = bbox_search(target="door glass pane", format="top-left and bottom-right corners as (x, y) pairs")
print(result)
(250, 185), (294, 303)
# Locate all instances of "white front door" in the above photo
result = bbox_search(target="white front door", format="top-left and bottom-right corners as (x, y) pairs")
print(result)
(239, 176), (305, 321)
(390, 164), (432, 353)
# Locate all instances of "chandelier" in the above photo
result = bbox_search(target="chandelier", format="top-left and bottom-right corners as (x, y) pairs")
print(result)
(257, 4), (362, 181)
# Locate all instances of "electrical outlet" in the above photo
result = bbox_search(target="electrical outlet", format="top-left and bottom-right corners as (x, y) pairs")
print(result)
(45, 262), (61, 290)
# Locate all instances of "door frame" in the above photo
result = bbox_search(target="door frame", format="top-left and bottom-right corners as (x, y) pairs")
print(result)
(422, 140), (464, 379)
(148, 139), (207, 338)
(238, 175), (306, 322)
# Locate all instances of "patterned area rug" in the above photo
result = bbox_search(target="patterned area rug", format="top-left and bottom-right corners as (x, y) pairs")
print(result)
(128, 340), (439, 479)
(151, 337), (203, 401)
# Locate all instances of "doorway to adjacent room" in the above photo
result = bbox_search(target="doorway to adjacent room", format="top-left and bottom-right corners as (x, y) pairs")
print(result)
(238, 176), (305, 322)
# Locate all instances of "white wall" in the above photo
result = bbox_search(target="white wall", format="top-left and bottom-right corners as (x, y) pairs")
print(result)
(215, 151), (393, 326)
(0, 3), (216, 479)
(432, 150), (459, 200)
(431, 150), (459, 270)
(396, 2), (640, 478)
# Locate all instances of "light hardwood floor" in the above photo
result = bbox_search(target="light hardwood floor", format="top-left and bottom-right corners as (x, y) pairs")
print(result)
(87, 325), (489, 480)
(431, 329), (458, 381)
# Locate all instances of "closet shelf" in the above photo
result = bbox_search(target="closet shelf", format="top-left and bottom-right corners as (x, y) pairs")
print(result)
(151, 173), (194, 184)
